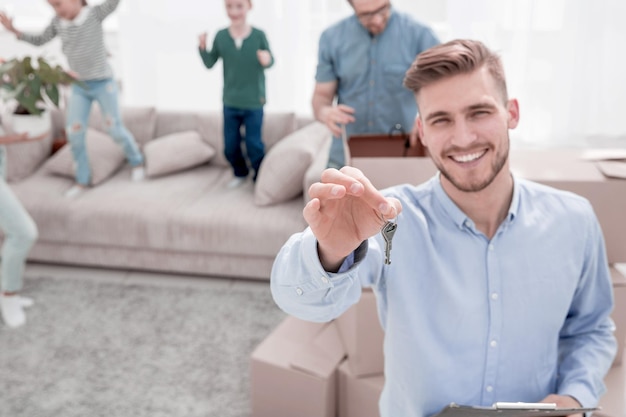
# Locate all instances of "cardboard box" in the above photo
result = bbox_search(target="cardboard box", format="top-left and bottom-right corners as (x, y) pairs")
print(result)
(250, 316), (346, 417)
(611, 266), (626, 367)
(350, 150), (626, 263)
(335, 288), (385, 377)
(338, 359), (384, 417)
(510, 150), (626, 264)
(349, 157), (436, 190)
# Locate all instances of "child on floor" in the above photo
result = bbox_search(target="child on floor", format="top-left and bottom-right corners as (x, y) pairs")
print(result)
(0, 0), (145, 198)
(0, 131), (40, 328)
(198, 0), (274, 188)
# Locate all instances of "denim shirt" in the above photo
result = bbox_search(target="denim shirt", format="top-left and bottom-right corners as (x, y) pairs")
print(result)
(316, 9), (439, 165)
(271, 175), (617, 417)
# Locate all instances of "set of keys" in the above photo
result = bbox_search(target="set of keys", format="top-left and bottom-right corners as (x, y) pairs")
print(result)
(380, 214), (397, 265)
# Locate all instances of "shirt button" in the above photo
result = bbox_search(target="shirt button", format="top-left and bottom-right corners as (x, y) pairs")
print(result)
(295, 287), (303, 296)
(368, 121), (373, 127)
(321, 276), (329, 284)
(371, 59), (376, 65)
(491, 292), (499, 300)
(489, 244), (495, 251)
(490, 340), (498, 348)
(486, 385), (493, 392)
(369, 80), (375, 86)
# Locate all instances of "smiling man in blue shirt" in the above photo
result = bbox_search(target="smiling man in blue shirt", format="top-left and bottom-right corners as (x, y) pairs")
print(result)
(312, 0), (439, 168)
(272, 39), (617, 417)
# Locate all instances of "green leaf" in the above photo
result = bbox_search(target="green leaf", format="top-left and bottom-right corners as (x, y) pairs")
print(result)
(45, 84), (60, 107)
(0, 56), (79, 114)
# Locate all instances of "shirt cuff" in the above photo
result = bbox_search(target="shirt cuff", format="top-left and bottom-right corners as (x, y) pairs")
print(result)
(337, 240), (368, 274)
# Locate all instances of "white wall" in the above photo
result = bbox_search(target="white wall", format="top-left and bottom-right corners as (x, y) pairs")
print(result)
(1, 0), (625, 146)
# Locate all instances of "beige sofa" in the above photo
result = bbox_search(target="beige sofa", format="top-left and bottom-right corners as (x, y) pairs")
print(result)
(2, 107), (331, 280)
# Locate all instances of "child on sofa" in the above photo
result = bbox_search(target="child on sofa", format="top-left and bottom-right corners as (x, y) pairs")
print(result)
(0, 0), (145, 198)
(198, 0), (274, 188)
(0, 129), (40, 328)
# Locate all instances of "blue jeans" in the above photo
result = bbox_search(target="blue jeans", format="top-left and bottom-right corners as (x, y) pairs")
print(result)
(0, 178), (38, 293)
(223, 106), (265, 181)
(66, 79), (144, 185)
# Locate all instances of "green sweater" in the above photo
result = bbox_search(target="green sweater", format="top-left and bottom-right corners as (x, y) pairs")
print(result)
(199, 27), (274, 109)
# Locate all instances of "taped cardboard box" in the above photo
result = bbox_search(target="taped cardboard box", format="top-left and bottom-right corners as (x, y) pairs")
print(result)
(338, 359), (384, 417)
(335, 288), (385, 377)
(250, 316), (346, 417)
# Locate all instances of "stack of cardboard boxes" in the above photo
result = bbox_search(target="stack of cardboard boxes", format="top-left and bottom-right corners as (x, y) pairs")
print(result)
(251, 149), (626, 417)
(251, 288), (385, 417)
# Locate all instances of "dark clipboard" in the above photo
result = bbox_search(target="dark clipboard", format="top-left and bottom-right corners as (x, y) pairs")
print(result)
(346, 124), (428, 158)
(431, 403), (597, 417)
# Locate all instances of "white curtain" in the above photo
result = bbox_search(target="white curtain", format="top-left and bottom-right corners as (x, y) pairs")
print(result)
(2, 0), (625, 147)
(446, 0), (626, 146)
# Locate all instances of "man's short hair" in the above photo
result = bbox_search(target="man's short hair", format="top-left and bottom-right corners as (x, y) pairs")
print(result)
(404, 39), (508, 103)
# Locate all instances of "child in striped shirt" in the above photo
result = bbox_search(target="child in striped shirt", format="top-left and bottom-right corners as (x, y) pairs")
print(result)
(0, 0), (145, 198)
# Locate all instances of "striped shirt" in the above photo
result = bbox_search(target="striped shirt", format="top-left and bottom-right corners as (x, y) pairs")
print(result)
(19, 0), (120, 81)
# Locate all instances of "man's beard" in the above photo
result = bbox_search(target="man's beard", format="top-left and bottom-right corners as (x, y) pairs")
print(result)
(436, 135), (510, 193)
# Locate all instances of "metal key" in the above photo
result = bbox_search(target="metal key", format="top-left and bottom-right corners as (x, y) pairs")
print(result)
(381, 219), (397, 265)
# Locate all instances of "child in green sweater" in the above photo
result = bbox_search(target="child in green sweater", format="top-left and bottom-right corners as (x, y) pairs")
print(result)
(198, 0), (274, 188)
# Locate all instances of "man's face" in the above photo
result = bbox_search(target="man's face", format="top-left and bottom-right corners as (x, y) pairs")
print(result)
(351, 0), (391, 36)
(416, 67), (519, 193)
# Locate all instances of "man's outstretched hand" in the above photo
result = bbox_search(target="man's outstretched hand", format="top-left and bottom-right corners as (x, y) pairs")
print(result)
(304, 166), (401, 271)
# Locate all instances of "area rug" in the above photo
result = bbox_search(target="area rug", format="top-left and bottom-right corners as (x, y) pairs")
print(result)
(0, 274), (286, 417)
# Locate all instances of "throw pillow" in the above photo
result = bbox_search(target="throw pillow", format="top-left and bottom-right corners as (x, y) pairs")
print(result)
(144, 131), (216, 178)
(254, 122), (331, 206)
(43, 128), (126, 185)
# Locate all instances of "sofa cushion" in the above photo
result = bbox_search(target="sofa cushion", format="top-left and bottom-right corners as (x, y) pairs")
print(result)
(254, 121), (330, 206)
(9, 165), (307, 260)
(43, 128), (126, 185)
(88, 106), (157, 147)
(144, 131), (216, 178)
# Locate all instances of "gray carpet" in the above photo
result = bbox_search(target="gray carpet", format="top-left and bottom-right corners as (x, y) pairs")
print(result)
(0, 273), (286, 417)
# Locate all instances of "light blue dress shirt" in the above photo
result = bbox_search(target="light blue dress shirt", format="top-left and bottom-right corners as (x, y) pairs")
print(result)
(0, 145), (6, 180)
(315, 8), (439, 167)
(271, 175), (617, 417)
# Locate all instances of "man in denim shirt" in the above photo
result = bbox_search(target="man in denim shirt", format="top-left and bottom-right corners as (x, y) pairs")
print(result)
(312, 0), (439, 168)
(273, 40), (616, 417)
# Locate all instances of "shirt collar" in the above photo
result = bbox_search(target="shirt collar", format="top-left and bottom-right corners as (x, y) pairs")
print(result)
(432, 172), (519, 230)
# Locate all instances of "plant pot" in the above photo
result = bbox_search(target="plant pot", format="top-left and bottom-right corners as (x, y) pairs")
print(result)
(6, 110), (52, 138)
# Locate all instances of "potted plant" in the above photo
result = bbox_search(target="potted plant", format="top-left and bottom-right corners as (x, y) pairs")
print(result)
(0, 56), (78, 136)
